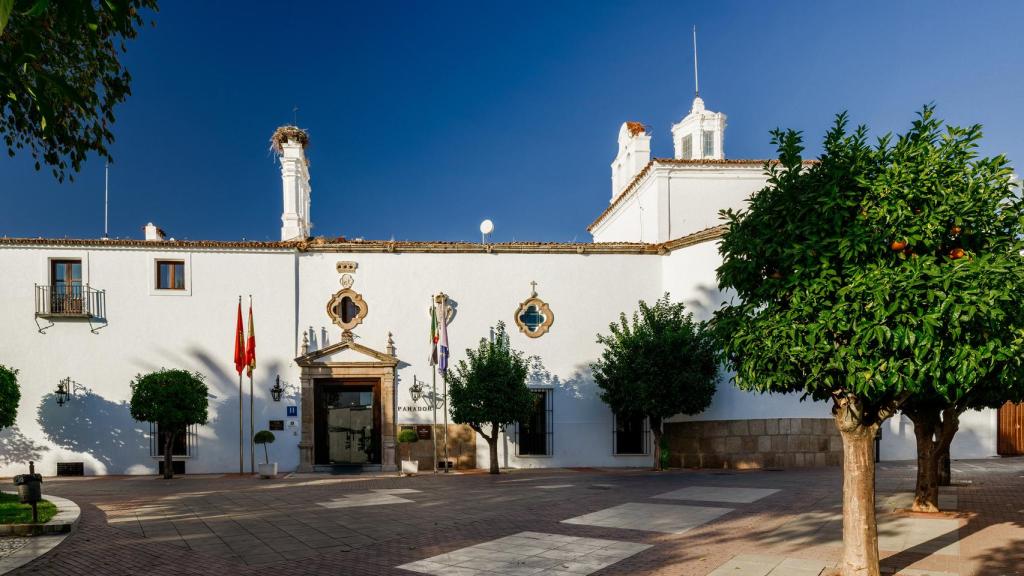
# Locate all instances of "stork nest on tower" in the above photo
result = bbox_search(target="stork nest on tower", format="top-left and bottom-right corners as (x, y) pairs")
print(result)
(270, 125), (309, 154)
(625, 121), (648, 137)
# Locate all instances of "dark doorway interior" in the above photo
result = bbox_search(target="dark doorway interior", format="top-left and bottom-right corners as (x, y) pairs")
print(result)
(314, 380), (381, 466)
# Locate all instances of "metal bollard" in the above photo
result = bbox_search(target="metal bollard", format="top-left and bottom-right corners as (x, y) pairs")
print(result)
(13, 461), (43, 523)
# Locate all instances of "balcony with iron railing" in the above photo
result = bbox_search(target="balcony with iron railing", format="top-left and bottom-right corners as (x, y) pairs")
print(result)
(35, 283), (106, 320)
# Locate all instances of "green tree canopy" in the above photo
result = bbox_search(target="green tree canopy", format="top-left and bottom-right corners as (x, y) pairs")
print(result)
(448, 321), (535, 474)
(714, 107), (1024, 576)
(0, 365), (20, 429)
(129, 368), (208, 479)
(0, 0), (158, 181)
(591, 294), (718, 470)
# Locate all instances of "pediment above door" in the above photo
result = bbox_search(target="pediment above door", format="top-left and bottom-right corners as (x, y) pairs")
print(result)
(296, 340), (398, 367)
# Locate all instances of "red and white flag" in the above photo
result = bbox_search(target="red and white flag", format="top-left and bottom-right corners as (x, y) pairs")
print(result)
(233, 300), (246, 375)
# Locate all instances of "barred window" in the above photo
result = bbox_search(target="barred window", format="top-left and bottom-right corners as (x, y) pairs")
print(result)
(613, 413), (649, 455)
(517, 390), (553, 456)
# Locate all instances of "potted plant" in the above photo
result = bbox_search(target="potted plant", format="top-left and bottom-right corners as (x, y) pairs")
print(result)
(398, 428), (419, 476)
(254, 430), (277, 478)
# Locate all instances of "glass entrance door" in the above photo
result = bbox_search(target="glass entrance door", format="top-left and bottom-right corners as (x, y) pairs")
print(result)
(327, 390), (374, 464)
(314, 382), (380, 466)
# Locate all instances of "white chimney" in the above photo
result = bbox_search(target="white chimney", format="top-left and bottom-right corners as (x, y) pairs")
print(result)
(272, 126), (312, 241)
(144, 222), (165, 241)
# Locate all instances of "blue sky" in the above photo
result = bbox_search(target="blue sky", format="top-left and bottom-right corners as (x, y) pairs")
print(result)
(2, 1), (1022, 242)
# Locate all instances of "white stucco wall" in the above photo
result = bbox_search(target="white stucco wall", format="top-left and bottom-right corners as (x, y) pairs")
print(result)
(592, 163), (767, 244)
(878, 409), (999, 461)
(296, 250), (663, 470)
(0, 245), (299, 476)
(663, 169), (764, 240)
(659, 240), (834, 424)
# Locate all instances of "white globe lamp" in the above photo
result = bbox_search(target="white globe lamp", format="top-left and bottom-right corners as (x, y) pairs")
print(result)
(480, 219), (494, 244)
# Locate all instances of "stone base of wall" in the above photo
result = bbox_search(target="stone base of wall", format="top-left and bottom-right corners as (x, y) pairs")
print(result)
(399, 424), (476, 471)
(664, 418), (842, 469)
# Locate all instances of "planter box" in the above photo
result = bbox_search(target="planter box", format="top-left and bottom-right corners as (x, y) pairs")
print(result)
(258, 463), (278, 479)
(401, 460), (419, 476)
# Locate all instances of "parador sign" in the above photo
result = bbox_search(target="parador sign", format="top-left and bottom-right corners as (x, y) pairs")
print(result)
(398, 405), (433, 412)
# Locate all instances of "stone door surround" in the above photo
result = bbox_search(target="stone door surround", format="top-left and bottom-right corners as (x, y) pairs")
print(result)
(295, 340), (398, 472)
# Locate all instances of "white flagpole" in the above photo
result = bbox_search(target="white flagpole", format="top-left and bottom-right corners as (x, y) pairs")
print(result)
(439, 295), (450, 473)
(249, 295), (255, 475)
(430, 301), (438, 475)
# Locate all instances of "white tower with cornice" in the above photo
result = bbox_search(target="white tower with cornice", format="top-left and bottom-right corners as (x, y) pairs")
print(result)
(273, 126), (312, 241)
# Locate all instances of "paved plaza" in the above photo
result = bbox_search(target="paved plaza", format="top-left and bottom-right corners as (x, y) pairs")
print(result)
(2, 459), (1023, 575)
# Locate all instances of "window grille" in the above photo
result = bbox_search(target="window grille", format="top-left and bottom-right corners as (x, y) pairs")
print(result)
(613, 413), (649, 455)
(516, 389), (553, 456)
(149, 423), (198, 458)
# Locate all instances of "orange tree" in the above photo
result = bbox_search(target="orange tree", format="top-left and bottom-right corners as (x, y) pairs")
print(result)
(713, 108), (1024, 576)
(0, 365), (19, 429)
(129, 369), (208, 479)
(448, 322), (535, 474)
(591, 295), (717, 470)
(0, 0), (158, 181)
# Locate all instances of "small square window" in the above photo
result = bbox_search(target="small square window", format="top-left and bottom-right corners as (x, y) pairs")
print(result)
(156, 260), (185, 290)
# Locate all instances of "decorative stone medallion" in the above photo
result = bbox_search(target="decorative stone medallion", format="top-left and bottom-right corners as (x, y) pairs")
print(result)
(515, 281), (553, 338)
(327, 289), (368, 333)
(327, 267), (367, 335)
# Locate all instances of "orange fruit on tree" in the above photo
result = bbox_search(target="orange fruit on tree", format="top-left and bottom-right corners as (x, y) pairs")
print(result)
(891, 240), (907, 251)
(949, 248), (965, 260)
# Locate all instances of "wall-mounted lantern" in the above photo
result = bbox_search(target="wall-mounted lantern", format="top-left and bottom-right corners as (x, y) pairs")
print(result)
(270, 375), (296, 402)
(55, 377), (85, 407)
(409, 376), (423, 403)
(270, 375), (284, 402)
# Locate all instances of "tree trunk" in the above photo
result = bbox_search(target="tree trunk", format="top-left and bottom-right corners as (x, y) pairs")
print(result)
(488, 423), (500, 474)
(647, 414), (663, 469)
(163, 430), (175, 480)
(907, 406), (960, 511)
(906, 409), (940, 513)
(936, 409), (959, 486)
(835, 407), (881, 576)
(937, 445), (951, 486)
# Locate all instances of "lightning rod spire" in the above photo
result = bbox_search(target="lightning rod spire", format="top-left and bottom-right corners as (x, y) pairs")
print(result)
(692, 25), (700, 97)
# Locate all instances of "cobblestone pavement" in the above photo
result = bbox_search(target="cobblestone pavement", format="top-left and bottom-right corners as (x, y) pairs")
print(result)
(0, 538), (29, 561)
(4, 459), (1023, 576)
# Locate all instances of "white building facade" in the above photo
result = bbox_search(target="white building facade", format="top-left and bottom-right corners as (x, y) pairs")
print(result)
(0, 99), (1010, 476)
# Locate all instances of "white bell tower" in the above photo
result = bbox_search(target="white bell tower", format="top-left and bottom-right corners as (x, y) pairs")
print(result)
(671, 26), (726, 161)
(671, 97), (726, 160)
(273, 126), (312, 241)
(610, 121), (651, 201)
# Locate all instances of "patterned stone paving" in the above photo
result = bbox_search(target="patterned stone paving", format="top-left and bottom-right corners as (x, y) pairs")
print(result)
(397, 531), (650, 576)
(4, 459), (1023, 575)
(317, 489), (422, 509)
(561, 502), (734, 534)
(652, 486), (780, 504)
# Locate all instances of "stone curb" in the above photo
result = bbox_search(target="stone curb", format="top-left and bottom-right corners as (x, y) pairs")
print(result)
(0, 492), (80, 536)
